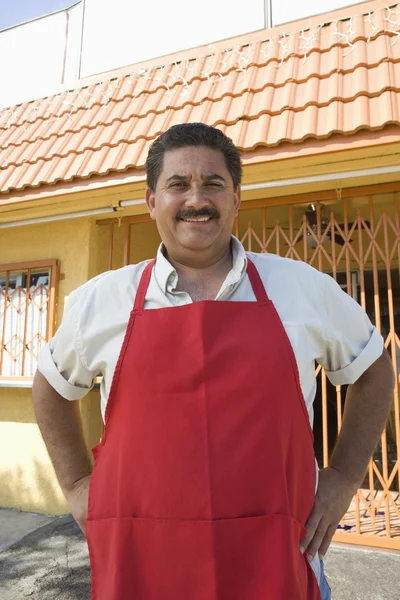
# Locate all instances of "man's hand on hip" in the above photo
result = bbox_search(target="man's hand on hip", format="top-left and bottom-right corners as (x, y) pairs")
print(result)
(299, 466), (356, 561)
(66, 475), (91, 534)
(301, 352), (394, 562)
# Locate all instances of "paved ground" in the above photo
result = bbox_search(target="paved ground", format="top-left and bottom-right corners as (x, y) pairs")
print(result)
(0, 509), (399, 599)
(0, 509), (57, 552)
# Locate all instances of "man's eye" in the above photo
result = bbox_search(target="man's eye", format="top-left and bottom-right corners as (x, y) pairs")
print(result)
(206, 182), (222, 188)
(170, 182), (187, 188)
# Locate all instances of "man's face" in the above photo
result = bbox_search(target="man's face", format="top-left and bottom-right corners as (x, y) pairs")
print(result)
(145, 146), (241, 264)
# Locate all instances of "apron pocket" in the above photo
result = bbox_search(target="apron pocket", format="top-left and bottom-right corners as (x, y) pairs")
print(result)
(212, 513), (321, 600)
(86, 517), (215, 600)
(86, 514), (321, 600)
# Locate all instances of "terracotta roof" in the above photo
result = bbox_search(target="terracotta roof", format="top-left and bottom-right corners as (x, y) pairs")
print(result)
(1, 2), (400, 194)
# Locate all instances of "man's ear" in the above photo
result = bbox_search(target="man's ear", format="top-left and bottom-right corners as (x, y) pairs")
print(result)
(145, 187), (156, 220)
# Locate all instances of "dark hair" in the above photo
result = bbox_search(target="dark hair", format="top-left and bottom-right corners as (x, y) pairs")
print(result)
(145, 123), (242, 192)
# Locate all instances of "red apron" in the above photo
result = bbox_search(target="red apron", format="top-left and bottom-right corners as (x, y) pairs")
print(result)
(86, 257), (321, 600)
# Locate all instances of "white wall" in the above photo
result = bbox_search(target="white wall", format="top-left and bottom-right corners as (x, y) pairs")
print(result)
(80, 0), (365, 77)
(0, 3), (82, 109)
(272, 0), (366, 26)
(79, 0), (265, 77)
(0, 0), (365, 109)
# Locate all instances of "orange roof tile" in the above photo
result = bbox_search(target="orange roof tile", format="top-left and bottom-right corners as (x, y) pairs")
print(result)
(1, 2), (400, 194)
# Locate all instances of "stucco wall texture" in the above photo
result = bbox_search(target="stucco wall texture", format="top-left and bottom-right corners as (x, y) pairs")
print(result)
(0, 218), (105, 513)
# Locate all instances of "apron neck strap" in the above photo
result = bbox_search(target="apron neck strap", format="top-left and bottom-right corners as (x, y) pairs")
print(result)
(134, 259), (156, 312)
(133, 257), (269, 311)
(246, 258), (270, 303)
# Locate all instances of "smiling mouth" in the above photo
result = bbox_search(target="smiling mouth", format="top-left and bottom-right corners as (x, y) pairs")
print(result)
(180, 216), (213, 223)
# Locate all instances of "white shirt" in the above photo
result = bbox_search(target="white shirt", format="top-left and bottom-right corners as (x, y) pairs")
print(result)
(38, 236), (383, 583)
(39, 236), (383, 422)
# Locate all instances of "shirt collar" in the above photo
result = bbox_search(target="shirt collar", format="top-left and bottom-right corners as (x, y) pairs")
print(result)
(154, 236), (248, 295)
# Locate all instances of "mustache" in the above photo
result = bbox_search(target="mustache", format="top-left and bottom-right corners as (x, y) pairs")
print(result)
(177, 207), (219, 220)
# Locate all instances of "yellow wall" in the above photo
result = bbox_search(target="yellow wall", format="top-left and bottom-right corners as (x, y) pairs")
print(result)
(0, 388), (102, 514)
(0, 218), (97, 321)
(0, 218), (106, 514)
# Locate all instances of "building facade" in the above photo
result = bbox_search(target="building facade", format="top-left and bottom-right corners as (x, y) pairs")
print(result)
(0, 0), (399, 549)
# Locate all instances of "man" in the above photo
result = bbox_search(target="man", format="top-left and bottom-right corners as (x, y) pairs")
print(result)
(33, 123), (394, 600)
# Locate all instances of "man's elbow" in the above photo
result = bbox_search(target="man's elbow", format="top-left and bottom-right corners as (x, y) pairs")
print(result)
(358, 349), (395, 391)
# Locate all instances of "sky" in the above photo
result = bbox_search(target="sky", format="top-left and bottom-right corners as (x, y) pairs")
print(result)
(0, 0), (79, 31)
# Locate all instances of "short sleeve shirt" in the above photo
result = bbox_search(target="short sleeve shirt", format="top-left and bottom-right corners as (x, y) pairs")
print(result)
(38, 236), (383, 422)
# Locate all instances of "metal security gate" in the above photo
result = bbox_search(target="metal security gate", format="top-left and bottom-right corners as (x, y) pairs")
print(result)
(98, 186), (400, 549)
(0, 259), (58, 378)
(235, 190), (400, 549)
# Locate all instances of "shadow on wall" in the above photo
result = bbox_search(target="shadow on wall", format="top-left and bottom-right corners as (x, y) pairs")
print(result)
(0, 459), (69, 515)
(0, 516), (90, 600)
(0, 388), (103, 514)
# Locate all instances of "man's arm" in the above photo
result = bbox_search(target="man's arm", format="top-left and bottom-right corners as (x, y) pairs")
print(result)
(32, 370), (93, 532)
(301, 349), (395, 560)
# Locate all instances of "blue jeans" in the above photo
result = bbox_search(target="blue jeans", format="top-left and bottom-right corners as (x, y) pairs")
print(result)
(319, 560), (332, 600)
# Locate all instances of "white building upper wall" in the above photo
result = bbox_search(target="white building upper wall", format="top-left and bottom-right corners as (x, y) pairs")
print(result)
(80, 0), (365, 78)
(80, 0), (266, 77)
(272, 0), (367, 25)
(0, 3), (82, 109)
(0, 0), (367, 109)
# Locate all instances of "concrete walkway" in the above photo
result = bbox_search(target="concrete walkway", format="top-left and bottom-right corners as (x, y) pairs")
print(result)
(0, 509), (399, 599)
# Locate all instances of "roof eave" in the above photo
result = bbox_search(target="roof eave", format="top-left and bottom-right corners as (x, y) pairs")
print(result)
(1, 127), (400, 218)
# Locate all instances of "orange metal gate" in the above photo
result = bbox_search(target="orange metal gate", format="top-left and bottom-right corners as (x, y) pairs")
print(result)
(233, 191), (400, 550)
(98, 186), (400, 549)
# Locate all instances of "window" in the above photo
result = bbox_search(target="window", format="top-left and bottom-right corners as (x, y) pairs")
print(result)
(0, 259), (58, 378)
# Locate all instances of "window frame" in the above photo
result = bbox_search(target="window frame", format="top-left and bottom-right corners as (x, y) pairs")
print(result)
(0, 258), (59, 382)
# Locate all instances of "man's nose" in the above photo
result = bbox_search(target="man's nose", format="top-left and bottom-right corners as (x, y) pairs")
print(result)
(185, 184), (209, 208)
